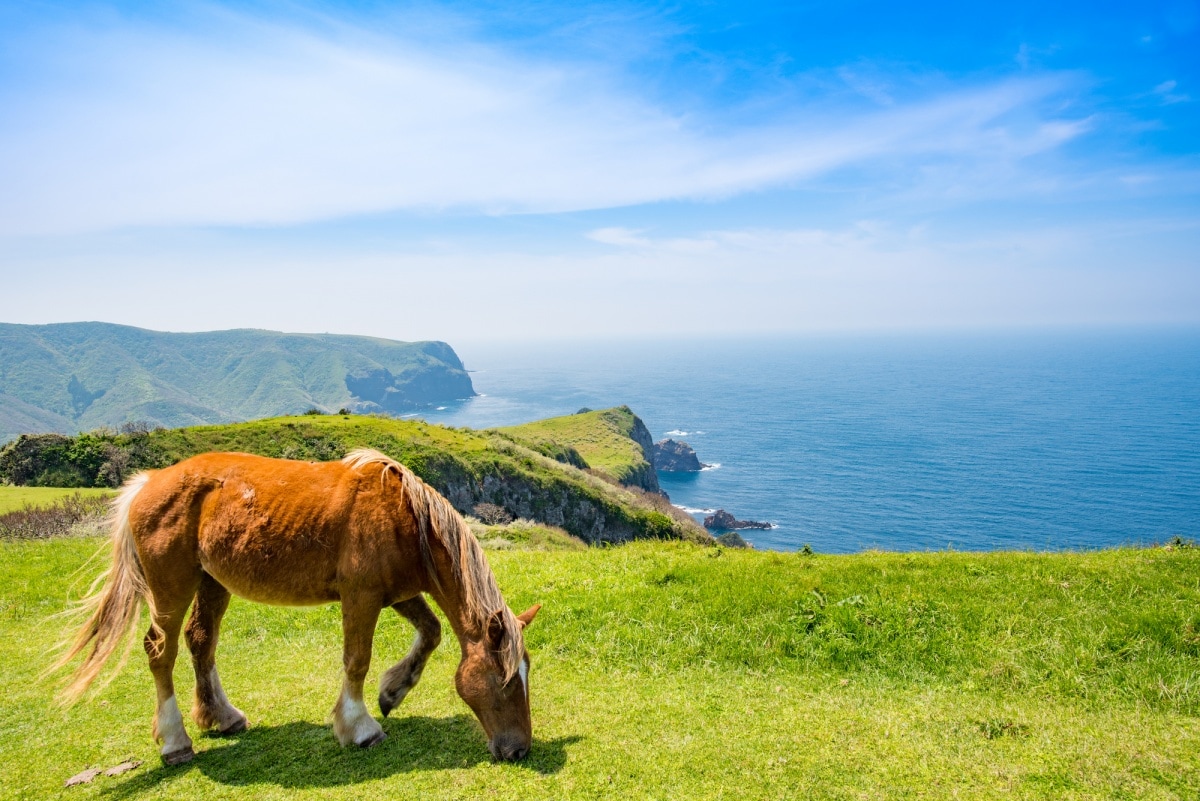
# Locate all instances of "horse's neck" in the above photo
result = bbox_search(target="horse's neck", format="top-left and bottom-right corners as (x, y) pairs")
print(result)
(424, 551), (487, 647)
(429, 585), (487, 652)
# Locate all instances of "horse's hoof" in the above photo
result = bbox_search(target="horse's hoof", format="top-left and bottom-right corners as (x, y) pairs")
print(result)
(219, 717), (248, 736)
(358, 730), (387, 749)
(162, 746), (195, 766)
(379, 692), (404, 718)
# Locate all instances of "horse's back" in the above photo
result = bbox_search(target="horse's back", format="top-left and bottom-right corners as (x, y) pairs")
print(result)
(129, 452), (394, 606)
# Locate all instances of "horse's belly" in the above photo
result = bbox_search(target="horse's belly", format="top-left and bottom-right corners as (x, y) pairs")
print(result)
(197, 532), (341, 606)
(202, 562), (338, 606)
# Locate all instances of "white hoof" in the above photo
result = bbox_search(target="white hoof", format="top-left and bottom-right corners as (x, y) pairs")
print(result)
(333, 693), (385, 747)
(154, 695), (194, 759)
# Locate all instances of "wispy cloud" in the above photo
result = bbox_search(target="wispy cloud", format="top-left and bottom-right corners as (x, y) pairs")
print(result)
(1153, 79), (1191, 105)
(0, 6), (1093, 235)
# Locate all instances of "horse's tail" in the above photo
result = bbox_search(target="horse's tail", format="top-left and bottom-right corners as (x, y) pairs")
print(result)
(52, 472), (156, 704)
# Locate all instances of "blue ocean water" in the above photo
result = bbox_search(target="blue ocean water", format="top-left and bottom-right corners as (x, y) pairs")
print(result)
(415, 331), (1200, 553)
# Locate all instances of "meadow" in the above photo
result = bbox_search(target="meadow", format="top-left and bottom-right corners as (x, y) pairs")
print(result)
(0, 486), (111, 515)
(2, 532), (1197, 800)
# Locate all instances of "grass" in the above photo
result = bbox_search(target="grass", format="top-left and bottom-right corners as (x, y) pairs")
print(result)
(0, 486), (111, 515)
(2, 536), (1198, 799)
(499, 406), (652, 485)
(468, 518), (588, 552)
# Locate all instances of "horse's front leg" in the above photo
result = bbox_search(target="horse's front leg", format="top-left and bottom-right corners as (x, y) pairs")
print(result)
(332, 596), (386, 748)
(379, 595), (442, 717)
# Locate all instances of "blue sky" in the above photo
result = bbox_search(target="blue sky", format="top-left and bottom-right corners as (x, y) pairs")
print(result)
(1, 0), (1197, 342)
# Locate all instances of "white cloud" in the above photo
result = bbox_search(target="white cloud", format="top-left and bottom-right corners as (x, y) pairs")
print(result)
(586, 227), (652, 247)
(1153, 79), (1191, 105)
(0, 9), (1092, 235)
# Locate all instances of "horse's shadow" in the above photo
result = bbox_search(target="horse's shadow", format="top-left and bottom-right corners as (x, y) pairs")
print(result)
(101, 714), (580, 797)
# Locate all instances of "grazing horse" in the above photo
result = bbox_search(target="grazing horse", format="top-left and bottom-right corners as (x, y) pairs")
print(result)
(55, 449), (540, 765)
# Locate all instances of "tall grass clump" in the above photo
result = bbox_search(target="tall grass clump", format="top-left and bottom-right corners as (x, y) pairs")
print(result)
(0, 492), (110, 540)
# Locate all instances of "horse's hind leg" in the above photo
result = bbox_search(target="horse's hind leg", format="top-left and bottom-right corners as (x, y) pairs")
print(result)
(378, 595), (442, 717)
(145, 582), (200, 765)
(185, 572), (248, 735)
(332, 596), (386, 747)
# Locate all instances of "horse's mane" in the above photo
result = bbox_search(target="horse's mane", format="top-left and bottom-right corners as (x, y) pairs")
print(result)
(342, 449), (523, 680)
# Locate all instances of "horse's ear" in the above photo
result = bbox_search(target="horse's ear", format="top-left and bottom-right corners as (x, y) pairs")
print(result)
(516, 604), (541, 630)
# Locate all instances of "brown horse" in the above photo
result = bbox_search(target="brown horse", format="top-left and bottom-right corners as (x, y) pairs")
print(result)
(55, 449), (540, 764)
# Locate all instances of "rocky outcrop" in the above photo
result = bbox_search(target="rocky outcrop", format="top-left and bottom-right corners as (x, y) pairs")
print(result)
(703, 509), (772, 531)
(622, 410), (663, 493)
(345, 364), (473, 413)
(428, 455), (696, 545)
(653, 439), (708, 472)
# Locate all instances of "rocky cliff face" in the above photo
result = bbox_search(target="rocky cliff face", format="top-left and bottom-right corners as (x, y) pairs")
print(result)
(441, 473), (647, 544)
(345, 364), (474, 412)
(623, 410), (662, 493)
(413, 444), (692, 545)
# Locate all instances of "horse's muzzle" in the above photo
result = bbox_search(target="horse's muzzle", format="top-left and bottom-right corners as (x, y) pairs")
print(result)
(489, 734), (530, 762)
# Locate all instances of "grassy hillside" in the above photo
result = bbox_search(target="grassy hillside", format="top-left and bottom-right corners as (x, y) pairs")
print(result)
(3, 537), (1197, 799)
(0, 409), (705, 545)
(145, 413), (700, 544)
(499, 406), (658, 491)
(0, 322), (474, 443)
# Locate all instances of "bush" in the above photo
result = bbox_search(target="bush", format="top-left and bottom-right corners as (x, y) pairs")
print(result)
(473, 502), (514, 525)
(0, 434), (92, 487)
(0, 493), (110, 540)
(715, 531), (750, 549)
(0, 428), (163, 487)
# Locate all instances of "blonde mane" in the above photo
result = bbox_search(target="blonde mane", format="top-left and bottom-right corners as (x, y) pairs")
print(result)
(342, 448), (523, 680)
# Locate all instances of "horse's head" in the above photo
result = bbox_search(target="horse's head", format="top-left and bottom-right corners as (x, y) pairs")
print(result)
(455, 604), (541, 761)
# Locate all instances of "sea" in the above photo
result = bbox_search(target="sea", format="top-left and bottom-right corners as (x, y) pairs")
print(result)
(413, 330), (1200, 554)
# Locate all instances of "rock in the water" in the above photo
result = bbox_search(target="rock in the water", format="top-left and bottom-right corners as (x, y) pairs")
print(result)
(703, 509), (772, 531)
(653, 439), (708, 472)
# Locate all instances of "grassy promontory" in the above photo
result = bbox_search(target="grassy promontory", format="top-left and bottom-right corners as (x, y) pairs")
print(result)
(3, 536), (1197, 799)
(499, 406), (659, 490)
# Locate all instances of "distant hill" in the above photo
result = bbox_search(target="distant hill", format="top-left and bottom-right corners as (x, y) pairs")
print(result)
(0, 322), (474, 443)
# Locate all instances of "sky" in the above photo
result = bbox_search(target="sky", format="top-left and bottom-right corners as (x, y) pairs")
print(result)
(1, 0), (1197, 343)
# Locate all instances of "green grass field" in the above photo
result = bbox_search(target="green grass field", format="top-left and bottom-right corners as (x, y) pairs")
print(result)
(0, 486), (111, 514)
(2, 537), (1197, 800)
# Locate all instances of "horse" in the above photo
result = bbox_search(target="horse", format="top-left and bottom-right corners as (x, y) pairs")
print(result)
(54, 448), (540, 765)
